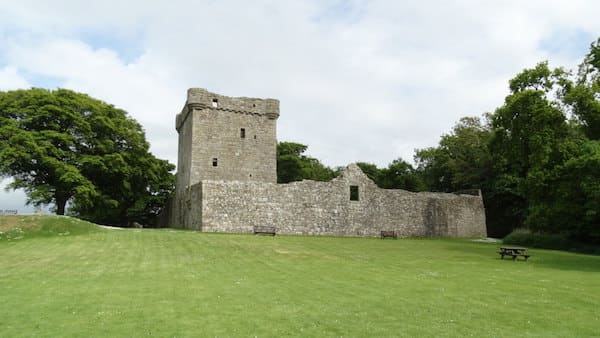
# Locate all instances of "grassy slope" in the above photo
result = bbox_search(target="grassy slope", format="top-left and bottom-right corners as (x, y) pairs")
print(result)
(0, 217), (599, 337)
(0, 215), (101, 241)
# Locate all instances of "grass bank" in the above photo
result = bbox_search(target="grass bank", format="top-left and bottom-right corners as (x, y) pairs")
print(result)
(0, 215), (101, 241)
(0, 216), (599, 336)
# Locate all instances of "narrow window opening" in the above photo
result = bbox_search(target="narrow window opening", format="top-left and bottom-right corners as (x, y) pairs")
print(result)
(252, 103), (256, 107)
(240, 128), (246, 138)
(212, 158), (218, 167)
(350, 185), (359, 201)
(253, 135), (257, 139)
(212, 98), (218, 108)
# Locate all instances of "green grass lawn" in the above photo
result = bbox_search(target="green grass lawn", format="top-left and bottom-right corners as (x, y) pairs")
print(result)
(1, 216), (599, 337)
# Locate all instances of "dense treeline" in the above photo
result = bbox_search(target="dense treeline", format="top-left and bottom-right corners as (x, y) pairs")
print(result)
(417, 38), (600, 243)
(281, 38), (600, 245)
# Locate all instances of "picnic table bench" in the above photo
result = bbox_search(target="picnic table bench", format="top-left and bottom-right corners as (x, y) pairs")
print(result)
(380, 230), (398, 239)
(253, 226), (276, 236)
(498, 246), (531, 261)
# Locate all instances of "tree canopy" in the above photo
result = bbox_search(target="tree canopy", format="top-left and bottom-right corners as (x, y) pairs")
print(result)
(276, 142), (337, 183)
(415, 116), (492, 193)
(356, 160), (424, 191)
(0, 88), (174, 226)
(414, 38), (600, 243)
(276, 142), (424, 192)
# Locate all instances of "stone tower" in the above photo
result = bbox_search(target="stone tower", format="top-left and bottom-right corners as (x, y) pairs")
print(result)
(175, 88), (279, 192)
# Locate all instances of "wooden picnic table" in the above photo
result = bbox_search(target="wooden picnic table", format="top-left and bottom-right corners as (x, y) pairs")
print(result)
(498, 246), (531, 261)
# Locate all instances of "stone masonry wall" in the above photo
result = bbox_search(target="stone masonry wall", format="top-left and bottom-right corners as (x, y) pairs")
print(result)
(194, 164), (487, 237)
(175, 109), (193, 194)
(188, 108), (277, 184)
(167, 88), (279, 229)
(163, 88), (487, 237)
(175, 88), (279, 188)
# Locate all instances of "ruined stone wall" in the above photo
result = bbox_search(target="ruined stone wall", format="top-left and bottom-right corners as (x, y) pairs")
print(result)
(165, 88), (487, 237)
(195, 164), (487, 237)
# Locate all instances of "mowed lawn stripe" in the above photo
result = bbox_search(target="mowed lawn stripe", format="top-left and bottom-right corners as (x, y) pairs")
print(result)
(1, 226), (599, 337)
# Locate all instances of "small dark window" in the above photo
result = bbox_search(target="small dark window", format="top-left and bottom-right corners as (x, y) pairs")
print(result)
(212, 158), (218, 167)
(212, 99), (218, 108)
(240, 128), (246, 138)
(350, 185), (359, 201)
(253, 135), (257, 139)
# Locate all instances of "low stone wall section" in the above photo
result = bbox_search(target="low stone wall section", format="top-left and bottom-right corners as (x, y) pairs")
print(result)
(196, 164), (486, 237)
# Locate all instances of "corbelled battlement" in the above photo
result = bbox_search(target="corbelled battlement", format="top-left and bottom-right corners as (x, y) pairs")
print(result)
(176, 88), (279, 131)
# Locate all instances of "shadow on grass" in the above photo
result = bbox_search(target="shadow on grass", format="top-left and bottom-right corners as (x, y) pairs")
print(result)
(526, 250), (600, 272)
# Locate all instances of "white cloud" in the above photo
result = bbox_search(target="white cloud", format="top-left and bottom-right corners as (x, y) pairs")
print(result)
(1, 0), (600, 210)
(0, 66), (30, 90)
(4, 37), (183, 163)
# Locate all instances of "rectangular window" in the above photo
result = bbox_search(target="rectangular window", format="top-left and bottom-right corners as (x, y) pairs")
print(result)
(212, 158), (218, 167)
(240, 128), (246, 138)
(350, 185), (359, 201)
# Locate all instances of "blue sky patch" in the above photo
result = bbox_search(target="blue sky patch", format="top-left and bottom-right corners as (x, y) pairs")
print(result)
(79, 30), (144, 64)
(23, 72), (64, 89)
(312, 0), (366, 25)
(540, 30), (595, 61)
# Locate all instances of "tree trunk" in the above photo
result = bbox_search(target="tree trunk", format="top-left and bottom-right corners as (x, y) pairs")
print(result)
(56, 197), (67, 215)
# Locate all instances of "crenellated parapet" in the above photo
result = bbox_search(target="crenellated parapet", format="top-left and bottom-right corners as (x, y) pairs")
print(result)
(176, 88), (279, 131)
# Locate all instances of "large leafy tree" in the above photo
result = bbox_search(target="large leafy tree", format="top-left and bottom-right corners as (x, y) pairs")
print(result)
(276, 142), (337, 183)
(415, 116), (493, 193)
(378, 159), (425, 191)
(564, 37), (600, 140)
(526, 140), (600, 243)
(488, 62), (571, 231)
(357, 160), (424, 191)
(535, 38), (600, 243)
(0, 88), (174, 225)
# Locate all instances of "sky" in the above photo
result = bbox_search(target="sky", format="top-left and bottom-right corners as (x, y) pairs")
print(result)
(1, 0), (599, 213)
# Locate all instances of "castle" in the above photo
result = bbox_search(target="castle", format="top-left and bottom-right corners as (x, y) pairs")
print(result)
(162, 88), (487, 238)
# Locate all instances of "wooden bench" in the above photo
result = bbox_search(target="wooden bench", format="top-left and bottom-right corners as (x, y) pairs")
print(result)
(253, 226), (276, 236)
(381, 230), (398, 239)
(498, 246), (531, 261)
